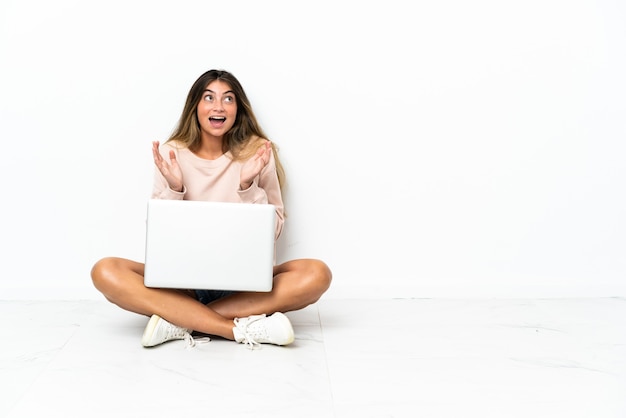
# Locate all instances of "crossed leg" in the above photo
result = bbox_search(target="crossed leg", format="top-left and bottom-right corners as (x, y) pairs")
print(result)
(91, 257), (332, 341)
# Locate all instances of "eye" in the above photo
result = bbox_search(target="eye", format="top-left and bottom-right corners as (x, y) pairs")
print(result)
(224, 96), (235, 104)
(203, 93), (213, 102)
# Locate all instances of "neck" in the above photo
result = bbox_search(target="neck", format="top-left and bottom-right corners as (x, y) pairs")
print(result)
(193, 135), (226, 160)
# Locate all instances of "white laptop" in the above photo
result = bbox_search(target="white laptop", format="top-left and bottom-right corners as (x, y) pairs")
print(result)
(143, 199), (276, 292)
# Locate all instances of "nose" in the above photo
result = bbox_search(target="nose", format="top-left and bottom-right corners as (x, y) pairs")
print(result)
(211, 98), (225, 112)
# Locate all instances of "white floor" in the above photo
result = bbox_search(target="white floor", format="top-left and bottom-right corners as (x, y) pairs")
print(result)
(1, 298), (625, 418)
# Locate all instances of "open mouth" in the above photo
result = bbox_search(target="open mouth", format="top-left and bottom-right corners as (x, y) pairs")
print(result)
(209, 116), (226, 127)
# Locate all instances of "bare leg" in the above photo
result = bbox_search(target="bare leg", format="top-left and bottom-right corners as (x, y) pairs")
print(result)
(91, 257), (332, 339)
(91, 257), (236, 339)
(209, 259), (332, 319)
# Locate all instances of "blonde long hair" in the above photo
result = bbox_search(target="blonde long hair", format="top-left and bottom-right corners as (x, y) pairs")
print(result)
(166, 69), (286, 190)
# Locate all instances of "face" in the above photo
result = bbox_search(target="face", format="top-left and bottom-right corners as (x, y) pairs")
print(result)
(196, 79), (237, 140)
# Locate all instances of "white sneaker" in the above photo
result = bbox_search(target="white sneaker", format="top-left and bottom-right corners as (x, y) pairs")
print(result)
(141, 314), (202, 348)
(233, 312), (295, 349)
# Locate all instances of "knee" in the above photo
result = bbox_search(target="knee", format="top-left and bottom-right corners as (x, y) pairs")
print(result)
(90, 257), (121, 295)
(303, 259), (332, 298)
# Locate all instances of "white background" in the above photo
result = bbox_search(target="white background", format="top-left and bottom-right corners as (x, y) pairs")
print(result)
(1, 0), (624, 299)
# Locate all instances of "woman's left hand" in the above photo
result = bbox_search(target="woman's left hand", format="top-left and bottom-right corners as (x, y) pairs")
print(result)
(239, 140), (271, 189)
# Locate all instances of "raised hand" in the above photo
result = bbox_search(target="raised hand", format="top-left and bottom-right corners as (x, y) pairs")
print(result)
(152, 141), (184, 192)
(240, 140), (271, 190)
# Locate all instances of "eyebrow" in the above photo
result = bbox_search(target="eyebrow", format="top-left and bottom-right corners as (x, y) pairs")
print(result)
(203, 89), (235, 95)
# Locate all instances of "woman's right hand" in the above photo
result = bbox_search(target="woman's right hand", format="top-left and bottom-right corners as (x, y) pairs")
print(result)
(152, 141), (184, 192)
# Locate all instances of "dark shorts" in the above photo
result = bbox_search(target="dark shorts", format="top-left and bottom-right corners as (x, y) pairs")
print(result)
(194, 289), (236, 305)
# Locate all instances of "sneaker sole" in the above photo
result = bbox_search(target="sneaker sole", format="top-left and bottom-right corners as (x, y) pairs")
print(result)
(141, 314), (162, 347)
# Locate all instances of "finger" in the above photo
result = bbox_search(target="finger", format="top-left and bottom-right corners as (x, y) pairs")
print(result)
(262, 141), (271, 163)
(152, 143), (163, 165)
(257, 141), (271, 159)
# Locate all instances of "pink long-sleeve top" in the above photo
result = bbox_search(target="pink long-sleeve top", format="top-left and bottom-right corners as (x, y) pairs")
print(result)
(151, 141), (285, 241)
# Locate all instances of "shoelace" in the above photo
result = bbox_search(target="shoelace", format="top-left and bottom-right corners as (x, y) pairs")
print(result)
(234, 315), (267, 350)
(182, 333), (211, 349)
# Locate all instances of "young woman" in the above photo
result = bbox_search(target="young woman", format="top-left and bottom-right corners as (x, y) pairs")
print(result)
(91, 69), (332, 349)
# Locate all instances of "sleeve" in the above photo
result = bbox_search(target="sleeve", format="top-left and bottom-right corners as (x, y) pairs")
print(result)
(238, 150), (285, 240)
(150, 143), (185, 200)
